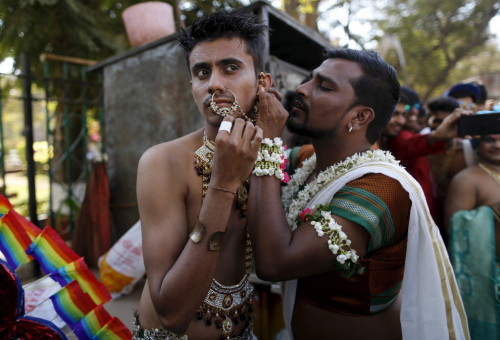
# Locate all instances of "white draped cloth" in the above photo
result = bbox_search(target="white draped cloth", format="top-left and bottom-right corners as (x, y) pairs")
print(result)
(280, 161), (469, 340)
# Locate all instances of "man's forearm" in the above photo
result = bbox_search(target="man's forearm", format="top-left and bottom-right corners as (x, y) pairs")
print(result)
(151, 189), (236, 332)
(247, 176), (293, 281)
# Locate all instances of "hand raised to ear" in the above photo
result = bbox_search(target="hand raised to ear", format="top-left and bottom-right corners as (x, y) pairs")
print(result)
(257, 86), (288, 139)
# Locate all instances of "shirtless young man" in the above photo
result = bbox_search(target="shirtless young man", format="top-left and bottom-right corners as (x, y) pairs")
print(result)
(215, 49), (468, 339)
(445, 134), (500, 339)
(445, 134), (500, 237)
(133, 11), (272, 340)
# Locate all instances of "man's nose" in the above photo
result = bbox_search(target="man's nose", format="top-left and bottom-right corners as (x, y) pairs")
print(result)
(208, 71), (226, 94)
(296, 82), (309, 98)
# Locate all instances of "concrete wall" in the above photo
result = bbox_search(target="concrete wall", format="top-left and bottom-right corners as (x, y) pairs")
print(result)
(102, 37), (202, 237)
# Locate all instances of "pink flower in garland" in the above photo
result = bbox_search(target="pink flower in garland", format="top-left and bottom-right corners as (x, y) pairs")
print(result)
(280, 155), (290, 183)
(299, 208), (311, 221)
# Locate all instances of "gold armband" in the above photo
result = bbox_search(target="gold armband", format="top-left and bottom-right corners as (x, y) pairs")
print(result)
(189, 221), (205, 243)
(208, 231), (224, 251)
(189, 221), (225, 251)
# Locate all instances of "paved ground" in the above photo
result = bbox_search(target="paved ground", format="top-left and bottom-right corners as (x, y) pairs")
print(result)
(104, 277), (145, 330)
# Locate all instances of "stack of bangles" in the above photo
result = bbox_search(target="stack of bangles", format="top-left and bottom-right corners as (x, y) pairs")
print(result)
(252, 137), (289, 182)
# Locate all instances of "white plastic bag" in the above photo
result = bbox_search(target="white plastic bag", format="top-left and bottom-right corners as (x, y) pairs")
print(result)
(98, 220), (145, 298)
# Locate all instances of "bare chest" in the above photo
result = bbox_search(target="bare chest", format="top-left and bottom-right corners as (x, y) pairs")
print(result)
(476, 176), (500, 207)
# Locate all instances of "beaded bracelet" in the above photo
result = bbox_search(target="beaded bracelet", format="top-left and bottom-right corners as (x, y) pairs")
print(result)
(252, 137), (289, 182)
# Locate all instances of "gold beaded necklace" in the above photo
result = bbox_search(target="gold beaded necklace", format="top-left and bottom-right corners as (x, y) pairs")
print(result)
(194, 133), (250, 216)
(478, 163), (500, 185)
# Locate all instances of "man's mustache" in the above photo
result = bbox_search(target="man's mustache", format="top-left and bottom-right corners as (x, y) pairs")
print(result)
(203, 92), (235, 107)
(284, 92), (308, 113)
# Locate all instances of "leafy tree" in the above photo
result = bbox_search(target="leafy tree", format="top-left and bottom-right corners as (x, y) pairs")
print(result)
(282, 0), (323, 32)
(281, 0), (499, 101)
(375, 0), (499, 101)
(181, 0), (246, 25)
(0, 0), (134, 72)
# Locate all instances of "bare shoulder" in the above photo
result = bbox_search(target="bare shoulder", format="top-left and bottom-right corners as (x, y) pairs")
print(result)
(138, 130), (202, 172)
(136, 129), (203, 234)
(450, 165), (483, 188)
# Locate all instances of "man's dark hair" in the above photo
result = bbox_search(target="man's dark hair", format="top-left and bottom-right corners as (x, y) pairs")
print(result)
(400, 86), (425, 118)
(427, 96), (459, 114)
(446, 82), (480, 103)
(475, 83), (488, 105)
(323, 49), (400, 144)
(399, 86), (420, 105)
(177, 11), (269, 74)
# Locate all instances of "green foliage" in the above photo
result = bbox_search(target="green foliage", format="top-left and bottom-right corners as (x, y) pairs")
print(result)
(376, 0), (499, 100)
(0, 0), (139, 73)
(180, 0), (246, 26)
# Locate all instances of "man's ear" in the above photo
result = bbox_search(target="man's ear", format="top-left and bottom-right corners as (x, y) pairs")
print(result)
(352, 106), (375, 128)
(261, 72), (274, 89)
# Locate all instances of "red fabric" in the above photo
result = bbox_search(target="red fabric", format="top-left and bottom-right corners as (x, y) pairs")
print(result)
(0, 262), (65, 340)
(386, 130), (445, 228)
(72, 162), (112, 267)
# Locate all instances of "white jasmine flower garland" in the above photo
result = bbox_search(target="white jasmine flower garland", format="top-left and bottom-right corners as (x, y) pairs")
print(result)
(282, 150), (399, 277)
(298, 204), (364, 277)
(252, 137), (290, 182)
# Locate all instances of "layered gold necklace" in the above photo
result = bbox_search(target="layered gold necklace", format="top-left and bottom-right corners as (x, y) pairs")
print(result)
(478, 163), (500, 185)
(194, 134), (250, 216)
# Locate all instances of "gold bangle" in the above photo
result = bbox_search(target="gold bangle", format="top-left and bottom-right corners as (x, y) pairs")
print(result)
(189, 221), (205, 243)
(208, 184), (236, 197)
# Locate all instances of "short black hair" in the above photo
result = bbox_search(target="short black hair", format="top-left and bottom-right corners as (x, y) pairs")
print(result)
(400, 86), (425, 117)
(399, 86), (420, 105)
(447, 82), (481, 103)
(427, 96), (459, 114)
(323, 49), (400, 144)
(177, 11), (269, 74)
(475, 83), (488, 105)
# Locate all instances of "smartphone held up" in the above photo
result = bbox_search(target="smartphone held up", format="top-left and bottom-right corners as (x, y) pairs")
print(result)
(457, 111), (500, 137)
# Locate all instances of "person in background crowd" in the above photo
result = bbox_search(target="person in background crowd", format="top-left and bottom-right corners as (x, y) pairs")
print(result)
(446, 82), (481, 111)
(425, 96), (469, 199)
(444, 134), (500, 340)
(379, 86), (460, 235)
(471, 82), (497, 112)
(427, 96), (460, 132)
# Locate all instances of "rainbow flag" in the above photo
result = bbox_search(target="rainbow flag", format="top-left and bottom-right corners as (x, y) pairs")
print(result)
(0, 211), (34, 269)
(49, 280), (97, 328)
(50, 257), (112, 305)
(91, 317), (132, 340)
(10, 209), (41, 240)
(73, 304), (112, 340)
(26, 226), (80, 274)
(0, 195), (12, 217)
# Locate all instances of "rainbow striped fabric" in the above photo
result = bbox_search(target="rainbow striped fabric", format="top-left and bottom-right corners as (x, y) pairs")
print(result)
(0, 195), (12, 217)
(91, 317), (133, 340)
(10, 209), (42, 240)
(0, 195), (129, 339)
(50, 257), (111, 305)
(26, 226), (80, 274)
(0, 211), (35, 269)
(73, 305), (112, 340)
(49, 280), (97, 328)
